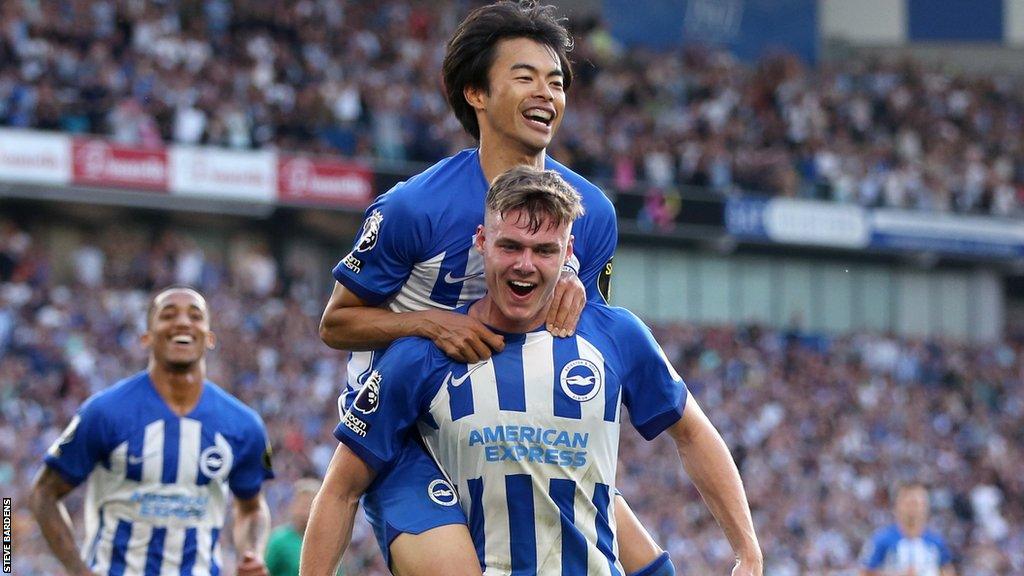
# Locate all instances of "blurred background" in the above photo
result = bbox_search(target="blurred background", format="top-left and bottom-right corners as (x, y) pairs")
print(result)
(1, 0), (1022, 574)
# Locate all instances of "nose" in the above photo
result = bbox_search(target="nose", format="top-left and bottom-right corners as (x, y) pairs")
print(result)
(533, 79), (554, 102)
(511, 248), (537, 274)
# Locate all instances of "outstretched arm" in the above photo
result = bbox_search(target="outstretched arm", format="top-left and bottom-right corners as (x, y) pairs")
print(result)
(233, 494), (271, 576)
(29, 467), (96, 576)
(300, 443), (377, 576)
(667, 398), (762, 575)
(320, 282), (504, 362)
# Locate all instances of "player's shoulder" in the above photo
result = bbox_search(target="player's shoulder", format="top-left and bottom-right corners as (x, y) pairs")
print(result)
(382, 149), (479, 203)
(545, 156), (612, 207)
(383, 335), (448, 367)
(84, 370), (153, 414)
(871, 524), (902, 546)
(578, 301), (647, 334)
(921, 528), (949, 547)
(201, 380), (266, 431)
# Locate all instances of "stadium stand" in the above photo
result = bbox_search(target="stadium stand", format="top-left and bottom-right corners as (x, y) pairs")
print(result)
(1, 1), (1022, 215)
(2, 1), (1024, 574)
(1, 221), (1020, 574)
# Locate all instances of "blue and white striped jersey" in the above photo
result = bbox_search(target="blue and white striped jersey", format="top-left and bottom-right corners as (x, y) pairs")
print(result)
(861, 524), (953, 575)
(44, 371), (274, 576)
(335, 303), (687, 576)
(331, 148), (617, 410)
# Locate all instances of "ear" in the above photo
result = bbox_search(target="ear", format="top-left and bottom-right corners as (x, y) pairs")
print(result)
(140, 331), (152, 349)
(464, 84), (487, 112)
(205, 330), (217, 350)
(474, 224), (486, 254)
(564, 234), (574, 263)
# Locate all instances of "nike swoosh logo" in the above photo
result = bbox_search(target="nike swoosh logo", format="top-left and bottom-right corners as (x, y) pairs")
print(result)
(444, 363), (487, 388)
(444, 271), (483, 284)
(127, 455), (146, 465)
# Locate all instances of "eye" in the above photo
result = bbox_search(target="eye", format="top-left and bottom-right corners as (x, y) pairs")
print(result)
(550, 81), (563, 89)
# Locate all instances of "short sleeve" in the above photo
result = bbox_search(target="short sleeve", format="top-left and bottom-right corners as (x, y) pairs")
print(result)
(611, 310), (688, 440)
(43, 398), (111, 486)
(229, 415), (275, 499)
(332, 187), (429, 305)
(333, 339), (443, 471)
(860, 530), (892, 569)
(573, 186), (617, 304)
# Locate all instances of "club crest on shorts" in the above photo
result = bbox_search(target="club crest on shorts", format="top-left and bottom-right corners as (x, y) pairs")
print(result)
(428, 479), (458, 506)
(355, 209), (384, 252)
(560, 359), (602, 402)
(353, 370), (382, 414)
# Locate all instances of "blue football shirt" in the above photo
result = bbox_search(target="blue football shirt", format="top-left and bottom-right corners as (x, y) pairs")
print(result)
(44, 371), (274, 575)
(335, 303), (687, 576)
(331, 148), (617, 409)
(861, 524), (953, 575)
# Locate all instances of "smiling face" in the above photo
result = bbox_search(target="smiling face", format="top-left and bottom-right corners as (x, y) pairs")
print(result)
(475, 207), (572, 333)
(467, 37), (566, 156)
(142, 288), (215, 372)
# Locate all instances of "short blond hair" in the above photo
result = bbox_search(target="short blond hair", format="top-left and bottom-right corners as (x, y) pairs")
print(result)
(486, 166), (585, 233)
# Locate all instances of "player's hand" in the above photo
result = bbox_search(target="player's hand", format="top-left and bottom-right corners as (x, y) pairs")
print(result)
(731, 555), (763, 576)
(421, 309), (505, 363)
(546, 269), (585, 338)
(236, 551), (268, 576)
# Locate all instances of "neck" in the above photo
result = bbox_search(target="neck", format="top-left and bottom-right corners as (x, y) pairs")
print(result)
(469, 295), (551, 334)
(148, 361), (205, 416)
(898, 520), (923, 538)
(478, 135), (545, 183)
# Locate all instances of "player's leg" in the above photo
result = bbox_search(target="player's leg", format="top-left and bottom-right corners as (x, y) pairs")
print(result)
(390, 524), (481, 576)
(361, 442), (481, 576)
(615, 494), (677, 576)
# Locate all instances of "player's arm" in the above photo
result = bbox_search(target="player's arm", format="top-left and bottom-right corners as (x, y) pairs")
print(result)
(29, 467), (96, 576)
(233, 493), (271, 576)
(320, 281), (504, 363)
(667, 398), (762, 575)
(301, 442), (377, 576)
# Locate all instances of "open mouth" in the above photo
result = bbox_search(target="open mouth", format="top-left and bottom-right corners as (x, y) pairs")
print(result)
(507, 280), (537, 297)
(522, 108), (553, 128)
(171, 335), (195, 345)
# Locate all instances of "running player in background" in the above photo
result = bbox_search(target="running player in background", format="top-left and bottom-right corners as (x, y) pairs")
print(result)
(319, 1), (668, 575)
(860, 482), (956, 576)
(304, 166), (762, 576)
(29, 287), (274, 576)
(266, 478), (342, 576)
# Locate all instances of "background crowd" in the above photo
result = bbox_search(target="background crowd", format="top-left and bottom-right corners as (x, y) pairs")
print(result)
(2, 0), (1024, 216)
(2, 219), (1022, 574)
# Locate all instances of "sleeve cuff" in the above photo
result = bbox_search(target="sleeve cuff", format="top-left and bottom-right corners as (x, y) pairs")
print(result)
(332, 263), (389, 305)
(42, 458), (86, 488)
(333, 421), (389, 472)
(633, 394), (687, 441)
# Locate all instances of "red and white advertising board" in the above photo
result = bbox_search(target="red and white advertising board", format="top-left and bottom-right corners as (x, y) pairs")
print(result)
(277, 155), (373, 208)
(72, 139), (169, 191)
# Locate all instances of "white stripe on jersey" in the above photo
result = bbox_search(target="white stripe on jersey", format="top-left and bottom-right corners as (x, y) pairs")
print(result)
(390, 251), (447, 313)
(480, 474), (512, 574)
(194, 527), (214, 576)
(523, 332), (555, 417)
(159, 527), (186, 576)
(177, 418), (202, 484)
(142, 420), (164, 483)
(89, 502), (116, 573)
(124, 521), (151, 574)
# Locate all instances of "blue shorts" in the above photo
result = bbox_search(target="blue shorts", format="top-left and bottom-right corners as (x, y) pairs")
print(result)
(362, 437), (468, 565)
